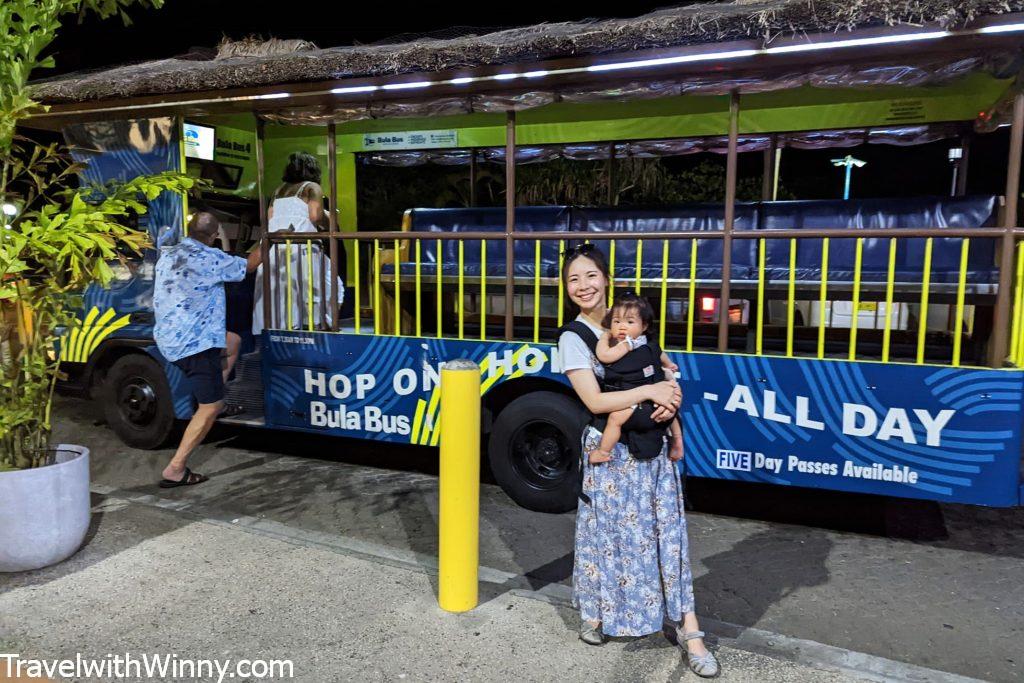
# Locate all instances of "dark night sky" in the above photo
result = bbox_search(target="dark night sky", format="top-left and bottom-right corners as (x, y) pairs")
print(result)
(46, 1), (646, 76)
(43, 1), (1011, 200)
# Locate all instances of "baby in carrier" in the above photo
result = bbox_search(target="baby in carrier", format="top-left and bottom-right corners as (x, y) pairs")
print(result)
(589, 292), (683, 464)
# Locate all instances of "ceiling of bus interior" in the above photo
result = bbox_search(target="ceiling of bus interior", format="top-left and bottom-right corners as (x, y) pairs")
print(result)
(197, 71), (1013, 156)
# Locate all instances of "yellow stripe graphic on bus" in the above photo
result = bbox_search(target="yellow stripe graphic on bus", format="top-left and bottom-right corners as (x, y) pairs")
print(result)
(412, 344), (543, 445)
(60, 307), (131, 363)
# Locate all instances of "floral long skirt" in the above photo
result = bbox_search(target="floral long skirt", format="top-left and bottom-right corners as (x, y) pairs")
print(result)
(573, 426), (696, 636)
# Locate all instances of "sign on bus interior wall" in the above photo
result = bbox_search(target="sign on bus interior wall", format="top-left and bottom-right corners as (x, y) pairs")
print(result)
(360, 129), (458, 150)
(264, 333), (1024, 506)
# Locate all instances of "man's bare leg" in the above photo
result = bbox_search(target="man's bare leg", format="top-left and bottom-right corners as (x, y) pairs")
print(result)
(223, 332), (241, 382)
(161, 400), (222, 481)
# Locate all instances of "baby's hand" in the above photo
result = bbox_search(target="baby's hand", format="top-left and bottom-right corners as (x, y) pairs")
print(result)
(588, 448), (613, 464)
(664, 359), (679, 373)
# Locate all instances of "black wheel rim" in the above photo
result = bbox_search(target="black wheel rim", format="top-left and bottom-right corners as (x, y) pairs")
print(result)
(117, 375), (158, 427)
(508, 420), (574, 491)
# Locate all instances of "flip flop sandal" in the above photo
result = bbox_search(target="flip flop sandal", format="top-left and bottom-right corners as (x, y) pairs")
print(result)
(579, 621), (605, 646)
(159, 467), (209, 488)
(678, 630), (720, 678)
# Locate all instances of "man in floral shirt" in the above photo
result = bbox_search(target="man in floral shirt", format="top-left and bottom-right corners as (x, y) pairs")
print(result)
(154, 212), (261, 487)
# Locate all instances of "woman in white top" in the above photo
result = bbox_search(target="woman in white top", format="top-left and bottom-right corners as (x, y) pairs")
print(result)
(252, 152), (344, 334)
(557, 243), (718, 677)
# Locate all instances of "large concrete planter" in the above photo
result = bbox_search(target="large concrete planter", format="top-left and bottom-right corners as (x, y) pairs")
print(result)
(0, 444), (90, 572)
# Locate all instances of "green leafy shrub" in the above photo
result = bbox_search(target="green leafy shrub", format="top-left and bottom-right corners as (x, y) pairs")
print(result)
(1, 0), (195, 469)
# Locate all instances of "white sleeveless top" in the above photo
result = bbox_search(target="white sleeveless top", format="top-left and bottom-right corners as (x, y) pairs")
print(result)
(268, 181), (317, 234)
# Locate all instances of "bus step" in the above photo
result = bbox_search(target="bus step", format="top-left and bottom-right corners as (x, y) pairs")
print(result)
(223, 348), (264, 420)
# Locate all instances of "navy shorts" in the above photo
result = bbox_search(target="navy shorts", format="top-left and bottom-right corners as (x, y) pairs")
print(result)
(172, 347), (225, 405)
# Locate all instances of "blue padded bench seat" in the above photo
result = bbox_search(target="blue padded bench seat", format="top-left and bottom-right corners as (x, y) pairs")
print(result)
(379, 196), (999, 285)
(380, 206), (571, 278)
(571, 204), (758, 281)
(759, 196), (998, 284)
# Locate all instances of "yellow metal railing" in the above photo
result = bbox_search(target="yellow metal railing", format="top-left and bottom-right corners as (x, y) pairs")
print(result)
(952, 239), (970, 367)
(480, 241), (487, 341)
(261, 230), (1019, 370)
(881, 238), (896, 362)
(916, 238), (933, 365)
(786, 238), (796, 358)
(533, 240), (541, 343)
(659, 240), (669, 349)
(756, 238), (766, 355)
(817, 238), (829, 360)
(1011, 242), (1024, 366)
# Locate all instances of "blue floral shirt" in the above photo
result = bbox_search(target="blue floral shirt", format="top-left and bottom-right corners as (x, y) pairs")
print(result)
(154, 238), (246, 362)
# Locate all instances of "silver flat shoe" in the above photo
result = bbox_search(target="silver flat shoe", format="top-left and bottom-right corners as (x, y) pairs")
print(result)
(579, 620), (605, 645)
(678, 629), (719, 678)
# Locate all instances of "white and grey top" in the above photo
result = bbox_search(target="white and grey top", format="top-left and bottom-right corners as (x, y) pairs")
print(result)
(556, 314), (606, 380)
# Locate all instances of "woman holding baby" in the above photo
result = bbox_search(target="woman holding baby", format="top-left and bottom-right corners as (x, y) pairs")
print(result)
(557, 243), (718, 678)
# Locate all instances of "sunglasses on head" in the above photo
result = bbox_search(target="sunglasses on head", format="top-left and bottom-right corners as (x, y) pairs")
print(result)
(561, 242), (598, 260)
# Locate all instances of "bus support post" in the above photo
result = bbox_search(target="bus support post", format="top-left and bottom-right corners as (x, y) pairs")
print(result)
(993, 91), (1024, 367)
(718, 90), (740, 352)
(327, 123), (340, 331)
(256, 116), (271, 329)
(504, 111), (516, 341)
(470, 149), (478, 207)
(762, 135), (775, 201)
(955, 130), (971, 197)
(438, 359), (481, 613)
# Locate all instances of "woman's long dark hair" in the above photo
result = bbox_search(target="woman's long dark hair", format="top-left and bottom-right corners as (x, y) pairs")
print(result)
(282, 151), (321, 185)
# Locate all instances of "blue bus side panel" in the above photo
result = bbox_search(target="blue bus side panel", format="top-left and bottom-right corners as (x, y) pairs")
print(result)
(265, 332), (1024, 506)
(64, 118), (183, 317)
(679, 353), (1024, 506)
(60, 118), (196, 418)
(264, 331), (561, 445)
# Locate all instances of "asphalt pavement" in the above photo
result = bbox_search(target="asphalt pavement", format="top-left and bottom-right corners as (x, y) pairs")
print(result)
(1, 396), (1021, 682)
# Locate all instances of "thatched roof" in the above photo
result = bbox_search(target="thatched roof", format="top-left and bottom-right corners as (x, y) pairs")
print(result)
(31, 0), (1024, 105)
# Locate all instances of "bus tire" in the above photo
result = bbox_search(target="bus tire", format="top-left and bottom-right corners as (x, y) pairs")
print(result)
(488, 391), (589, 514)
(102, 354), (176, 449)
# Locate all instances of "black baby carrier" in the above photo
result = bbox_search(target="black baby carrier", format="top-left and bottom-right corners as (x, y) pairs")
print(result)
(560, 321), (670, 461)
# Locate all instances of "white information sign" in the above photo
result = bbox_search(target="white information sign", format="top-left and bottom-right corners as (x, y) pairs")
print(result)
(361, 129), (458, 151)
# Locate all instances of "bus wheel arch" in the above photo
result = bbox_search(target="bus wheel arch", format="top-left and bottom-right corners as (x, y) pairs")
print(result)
(101, 353), (177, 449)
(86, 343), (150, 400)
(485, 382), (589, 514)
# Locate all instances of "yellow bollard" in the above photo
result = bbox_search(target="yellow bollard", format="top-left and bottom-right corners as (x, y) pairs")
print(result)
(438, 358), (481, 613)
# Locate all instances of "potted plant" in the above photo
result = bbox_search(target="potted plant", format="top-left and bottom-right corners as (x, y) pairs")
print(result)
(0, 0), (190, 572)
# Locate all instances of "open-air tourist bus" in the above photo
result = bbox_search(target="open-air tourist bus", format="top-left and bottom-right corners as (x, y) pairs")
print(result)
(25, 2), (1024, 511)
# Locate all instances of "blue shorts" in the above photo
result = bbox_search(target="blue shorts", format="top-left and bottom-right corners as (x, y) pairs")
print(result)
(172, 347), (225, 405)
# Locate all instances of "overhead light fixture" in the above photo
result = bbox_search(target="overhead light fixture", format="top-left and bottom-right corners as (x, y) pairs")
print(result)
(588, 48), (759, 72)
(978, 22), (1024, 34)
(493, 73), (519, 80)
(256, 92), (290, 100)
(381, 81), (433, 90)
(523, 70), (549, 78)
(331, 85), (379, 94)
(448, 77), (475, 85)
(765, 31), (950, 54)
